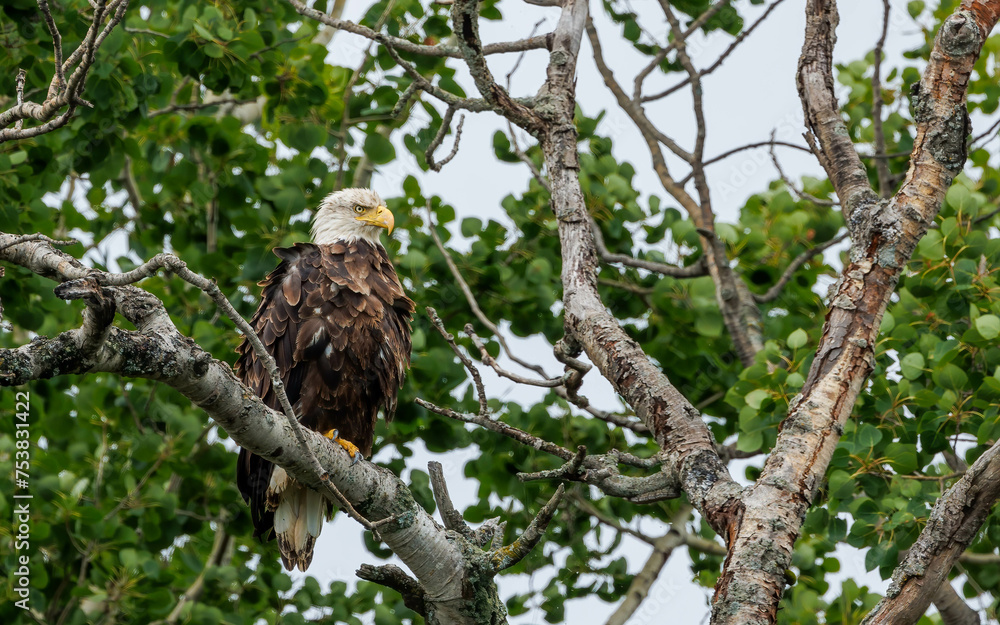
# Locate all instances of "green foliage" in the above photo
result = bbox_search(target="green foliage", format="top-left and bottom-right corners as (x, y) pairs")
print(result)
(1, 0), (999, 623)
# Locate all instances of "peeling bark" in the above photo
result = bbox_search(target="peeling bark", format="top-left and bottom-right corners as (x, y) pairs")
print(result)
(710, 3), (1000, 623)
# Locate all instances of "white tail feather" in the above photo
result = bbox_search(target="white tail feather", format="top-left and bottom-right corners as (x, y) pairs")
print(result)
(268, 475), (329, 571)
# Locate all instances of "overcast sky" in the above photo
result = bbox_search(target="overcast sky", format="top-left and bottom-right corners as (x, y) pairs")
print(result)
(287, 2), (958, 624)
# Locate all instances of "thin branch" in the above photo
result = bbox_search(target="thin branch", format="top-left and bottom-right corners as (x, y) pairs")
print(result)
(641, 0), (788, 103)
(148, 98), (257, 118)
(695, 139), (814, 172)
(428, 461), (473, 537)
(0, 233), (78, 253)
(37, 0), (65, 95)
(426, 306), (489, 416)
(286, 0), (550, 59)
(932, 582), (980, 625)
(591, 217), (708, 278)
(632, 0), (733, 101)
(768, 131), (840, 207)
(425, 203), (549, 378)
(489, 484), (565, 572)
(465, 325), (568, 388)
(871, 0), (892, 197)
(356, 564), (427, 616)
(754, 232), (848, 303)
(507, 120), (550, 192)
(1, 0), (130, 142)
(425, 107), (465, 172)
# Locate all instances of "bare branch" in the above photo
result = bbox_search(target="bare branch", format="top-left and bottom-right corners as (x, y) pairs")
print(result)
(506, 121), (550, 192)
(426, 306), (489, 416)
(286, 0), (550, 59)
(871, 0), (893, 197)
(450, 0), (545, 134)
(428, 460), (473, 537)
(0, 0), (131, 142)
(465, 325), (569, 388)
(642, 0), (789, 103)
(768, 131), (840, 206)
(425, 107), (465, 172)
(148, 98), (257, 118)
(591, 216), (708, 278)
(754, 232), (848, 303)
(424, 203), (550, 378)
(356, 564), (427, 616)
(489, 484), (565, 572)
(796, 0), (879, 226)
(932, 582), (980, 625)
(0, 233), (78, 253)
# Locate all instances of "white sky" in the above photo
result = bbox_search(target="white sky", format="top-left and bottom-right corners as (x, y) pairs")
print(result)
(295, 2), (992, 625)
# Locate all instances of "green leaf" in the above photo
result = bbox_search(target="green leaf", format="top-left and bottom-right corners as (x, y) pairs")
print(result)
(745, 389), (770, 410)
(364, 133), (396, 165)
(975, 314), (1000, 340)
(900, 353), (925, 380)
(787, 328), (808, 349)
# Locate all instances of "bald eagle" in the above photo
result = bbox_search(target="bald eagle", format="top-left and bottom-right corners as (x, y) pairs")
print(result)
(235, 188), (414, 571)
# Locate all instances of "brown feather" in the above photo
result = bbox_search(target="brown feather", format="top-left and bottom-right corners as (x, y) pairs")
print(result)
(235, 240), (413, 570)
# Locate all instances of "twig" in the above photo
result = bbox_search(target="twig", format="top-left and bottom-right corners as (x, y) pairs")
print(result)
(425, 203), (551, 378)
(0, 233), (78, 253)
(356, 564), (427, 615)
(768, 131), (839, 207)
(632, 0), (733, 101)
(871, 0), (892, 197)
(641, 0), (789, 103)
(591, 217), (708, 278)
(754, 232), (848, 303)
(148, 98), (257, 118)
(465, 325), (568, 388)
(428, 460), (474, 537)
(286, 0), (550, 59)
(14, 70), (26, 132)
(507, 120), (550, 192)
(489, 484), (565, 572)
(426, 107), (465, 172)
(426, 306), (489, 415)
(37, 0), (65, 95)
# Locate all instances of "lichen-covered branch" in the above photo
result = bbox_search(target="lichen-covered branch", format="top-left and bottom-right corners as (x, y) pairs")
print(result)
(0, 0), (131, 143)
(796, 0), (880, 225)
(0, 235), (527, 625)
(861, 440), (1000, 624)
(711, 3), (1000, 622)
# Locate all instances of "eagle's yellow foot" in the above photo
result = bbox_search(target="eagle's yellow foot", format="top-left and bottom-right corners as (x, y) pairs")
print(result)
(322, 429), (362, 465)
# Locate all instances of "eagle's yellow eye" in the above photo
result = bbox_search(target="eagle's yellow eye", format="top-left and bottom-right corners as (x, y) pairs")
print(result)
(353, 205), (366, 214)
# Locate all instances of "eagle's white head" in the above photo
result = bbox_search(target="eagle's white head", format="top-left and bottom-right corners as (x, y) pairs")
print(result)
(311, 188), (395, 245)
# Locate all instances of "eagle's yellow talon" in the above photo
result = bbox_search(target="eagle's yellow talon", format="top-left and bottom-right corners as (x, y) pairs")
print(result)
(323, 429), (339, 440)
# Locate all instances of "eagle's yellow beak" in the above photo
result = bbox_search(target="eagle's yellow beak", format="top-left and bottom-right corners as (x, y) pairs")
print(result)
(357, 205), (394, 235)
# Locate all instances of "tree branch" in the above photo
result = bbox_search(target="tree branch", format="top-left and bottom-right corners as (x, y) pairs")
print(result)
(0, 234), (514, 624)
(712, 3), (1000, 621)
(862, 439), (1000, 624)
(754, 231), (848, 303)
(286, 0), (550, 59)
(796, 0), (880, 227)
(0, 0), (130, 143)
(871, 0), (893, 197)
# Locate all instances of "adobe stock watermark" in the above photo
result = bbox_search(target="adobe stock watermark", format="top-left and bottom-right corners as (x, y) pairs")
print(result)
(12, 391), (32, 611)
